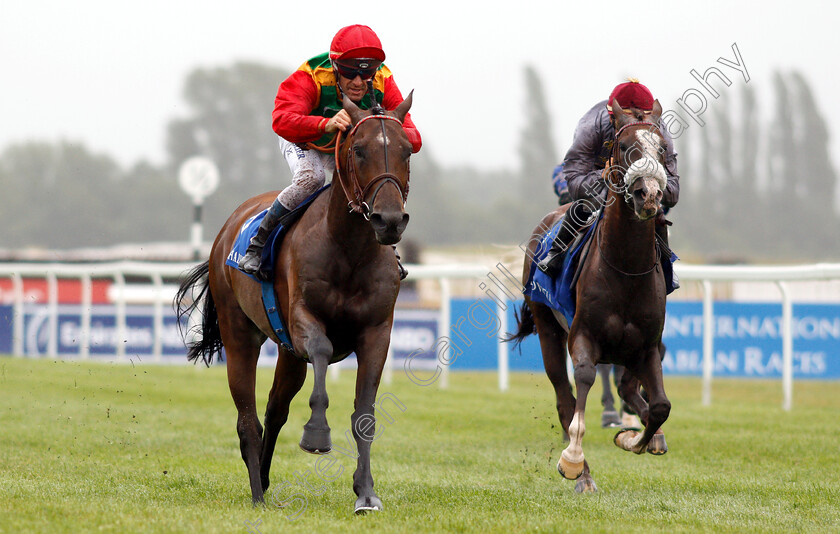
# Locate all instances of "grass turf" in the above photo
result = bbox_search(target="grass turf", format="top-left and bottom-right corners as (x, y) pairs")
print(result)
(1, 356), (838, 533)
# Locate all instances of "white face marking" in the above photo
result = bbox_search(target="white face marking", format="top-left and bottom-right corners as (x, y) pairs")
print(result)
(622, 129), (666, 191)
(635, 128), (664, 160)
(375, 131), (387, 146)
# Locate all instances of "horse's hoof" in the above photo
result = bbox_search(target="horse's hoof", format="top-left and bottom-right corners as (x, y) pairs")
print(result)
(354, 495), (382, 514)
(557, 451), (584, 480)
(614, 429), (641, 452)
(601, 410), (621, 428)
(300, 426), (332, 454)
(574, 476), (598, 494)
(647, 433), (668, 455)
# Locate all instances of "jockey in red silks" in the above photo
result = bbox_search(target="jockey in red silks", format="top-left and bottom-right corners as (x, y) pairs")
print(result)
(239, 24), (422, 280)
(537, 79), (680, 282)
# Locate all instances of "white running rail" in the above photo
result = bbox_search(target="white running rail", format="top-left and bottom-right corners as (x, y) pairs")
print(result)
(1, 261), (839, 410)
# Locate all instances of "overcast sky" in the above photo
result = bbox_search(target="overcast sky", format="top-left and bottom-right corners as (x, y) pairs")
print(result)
(2, 0), (839, 179)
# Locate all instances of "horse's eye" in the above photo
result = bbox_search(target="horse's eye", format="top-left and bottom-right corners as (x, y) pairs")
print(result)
(619, 143), (628, 152)
(353, 146), (364, 158)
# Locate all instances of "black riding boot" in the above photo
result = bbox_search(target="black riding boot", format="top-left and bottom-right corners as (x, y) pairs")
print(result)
(238, 199), (291, 280)
(537, 201), (592, 277)
(393, 246), (408, 281)
(655, 218), (679, 290)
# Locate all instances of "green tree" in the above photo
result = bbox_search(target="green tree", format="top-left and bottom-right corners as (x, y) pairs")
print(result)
(0, 141), (123, 248)
(517, 65), (558, 214)
(165, 61), (293, 236)
(790, 71), (837, 214)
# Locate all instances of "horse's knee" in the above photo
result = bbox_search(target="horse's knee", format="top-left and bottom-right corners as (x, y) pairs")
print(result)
(574, 362), (597, 388)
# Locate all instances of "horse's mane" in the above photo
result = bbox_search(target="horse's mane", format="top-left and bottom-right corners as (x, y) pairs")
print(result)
(366, 80), (385, 115)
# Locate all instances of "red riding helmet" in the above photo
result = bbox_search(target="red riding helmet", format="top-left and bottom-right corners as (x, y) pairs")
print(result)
(607, 79), (654, 114)
(329, 24), (386, 62)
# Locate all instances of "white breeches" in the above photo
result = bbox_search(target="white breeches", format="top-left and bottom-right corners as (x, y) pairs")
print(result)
(276, 137), (336, 209)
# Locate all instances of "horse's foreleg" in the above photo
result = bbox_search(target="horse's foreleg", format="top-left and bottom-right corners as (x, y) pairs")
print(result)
(533, 305), (596, 492)
(349, 327), (389, 514)
(559, 336), (598, 483)
(260, 348), (307, 492)
(294, 314), (334, 454)
(616, 371), (647, 425)
(598, 364), (621, 428)
(598, 364), (614, 412)
(614, 347), (671, 455)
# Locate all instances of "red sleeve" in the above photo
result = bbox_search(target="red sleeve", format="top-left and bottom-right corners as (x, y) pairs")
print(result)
(382, 75), (422, 153)
(271, 70), (328, 143)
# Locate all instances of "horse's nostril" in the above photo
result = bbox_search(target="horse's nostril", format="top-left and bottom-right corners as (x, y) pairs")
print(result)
(369, 211), (406, 231)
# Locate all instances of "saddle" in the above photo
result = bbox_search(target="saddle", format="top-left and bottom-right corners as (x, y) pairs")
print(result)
(524, 211), (602, 330)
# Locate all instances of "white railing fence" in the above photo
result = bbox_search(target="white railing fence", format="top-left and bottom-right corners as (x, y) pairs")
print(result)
(677, 263), (840, 410)
(1, 261), (839, 410)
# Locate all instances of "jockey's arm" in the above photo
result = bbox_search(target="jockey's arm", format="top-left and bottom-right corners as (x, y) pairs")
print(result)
(563, 112), (607, 203)
(659, 121), (680, 208)
(381, 75), (422, 153)
(272, 70), (331, 144)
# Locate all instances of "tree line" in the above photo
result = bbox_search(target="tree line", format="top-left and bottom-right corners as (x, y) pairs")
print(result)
(0, 62), (837, 262)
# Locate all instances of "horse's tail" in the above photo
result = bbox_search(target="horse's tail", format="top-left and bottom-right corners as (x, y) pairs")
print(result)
(174, 261), (223, 367)
(503, 301), (536, 351)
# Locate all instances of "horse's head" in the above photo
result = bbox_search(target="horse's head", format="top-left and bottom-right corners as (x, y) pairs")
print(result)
(339, 93), (413, 245)
(610, 99), (667, 221)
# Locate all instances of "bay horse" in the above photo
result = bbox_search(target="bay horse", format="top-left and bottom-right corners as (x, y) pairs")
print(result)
(508, 99), (671, 493)
(175, 93), (414, 513)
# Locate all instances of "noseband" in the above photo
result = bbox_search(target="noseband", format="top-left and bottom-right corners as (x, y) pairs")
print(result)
(334, 114), (409, 220)
(610, 121), (665, 205)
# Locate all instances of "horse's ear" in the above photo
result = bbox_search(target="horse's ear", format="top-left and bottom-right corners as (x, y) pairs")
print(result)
(651, 99), (662, 122)
(392, 90), (413, 123)
(343, 97), (366, 123)
(612, 98), (632, 129)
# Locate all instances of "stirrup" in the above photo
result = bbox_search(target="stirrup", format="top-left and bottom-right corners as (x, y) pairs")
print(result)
(398, 263), (408, 281)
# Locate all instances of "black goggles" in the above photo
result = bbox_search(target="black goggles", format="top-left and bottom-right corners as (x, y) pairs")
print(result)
(333, 60), (380, 80)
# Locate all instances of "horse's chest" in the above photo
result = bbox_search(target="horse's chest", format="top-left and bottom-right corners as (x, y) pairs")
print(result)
(302, 281), (394, 323)
(594, 310), (663, 354)
(577, 282), (664, 352)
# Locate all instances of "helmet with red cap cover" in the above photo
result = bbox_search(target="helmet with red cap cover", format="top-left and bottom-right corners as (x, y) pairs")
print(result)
(606, 79), (654, 114)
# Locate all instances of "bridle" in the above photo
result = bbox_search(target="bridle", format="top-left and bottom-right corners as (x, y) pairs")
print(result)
(333, 114), (409, 220)
(596, 119), (664, 276)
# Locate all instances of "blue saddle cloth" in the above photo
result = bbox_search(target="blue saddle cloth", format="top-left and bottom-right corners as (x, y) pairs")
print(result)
(224, 184), (331, 351)
(523, 214), (679, 329)
(524, 215), (597, 329)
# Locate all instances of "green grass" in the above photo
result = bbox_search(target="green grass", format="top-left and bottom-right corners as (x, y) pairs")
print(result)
(1, 356), (839, 533)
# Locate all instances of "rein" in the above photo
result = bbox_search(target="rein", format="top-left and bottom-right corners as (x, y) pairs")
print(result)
(596, 224), (659, 277)
(334, 114), (408, 219)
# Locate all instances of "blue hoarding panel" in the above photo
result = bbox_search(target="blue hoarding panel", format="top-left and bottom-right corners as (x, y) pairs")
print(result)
(662, 301), (840, 379)
(1, 300), (838, 379)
